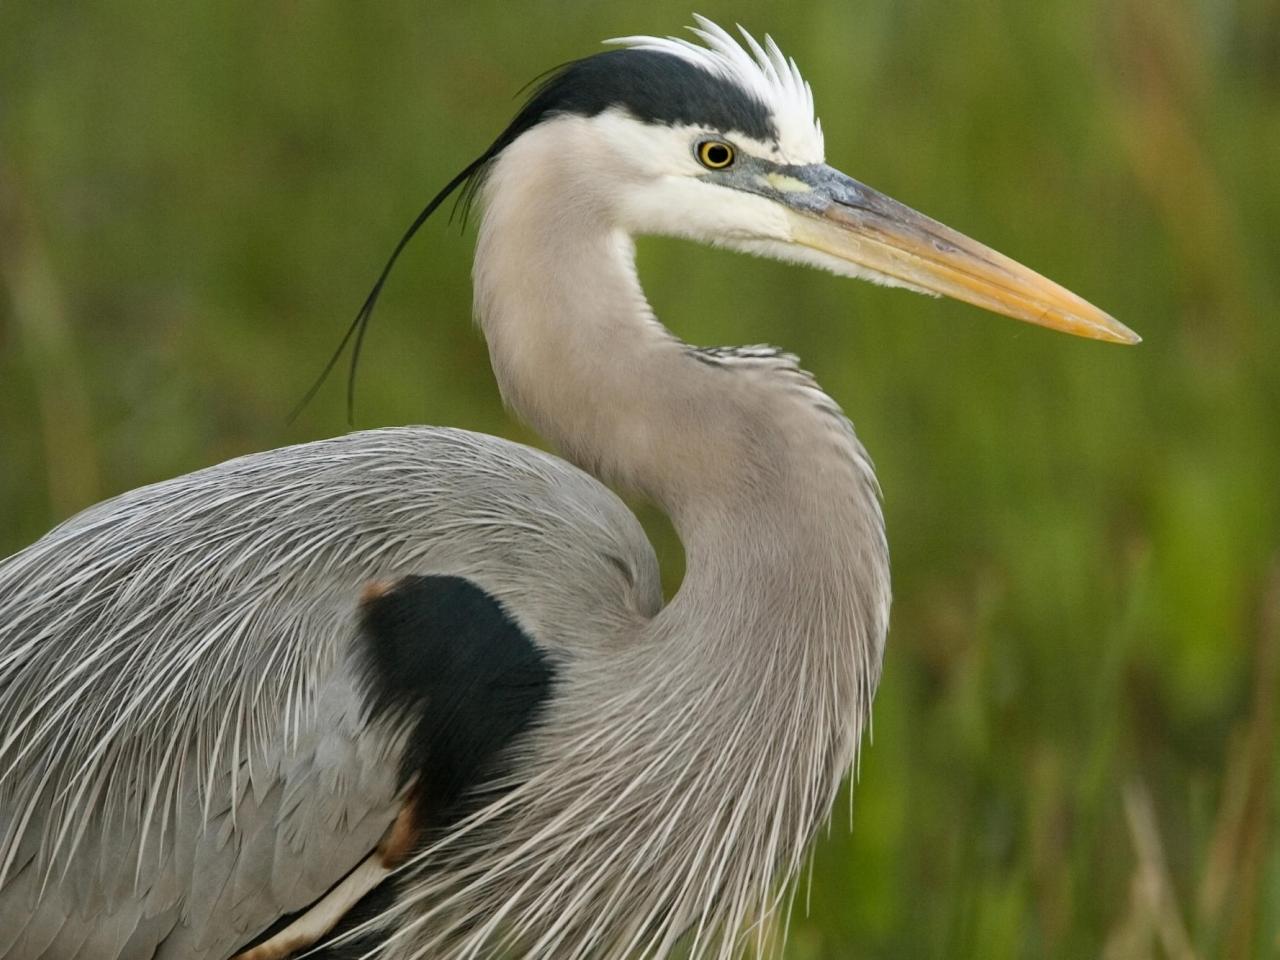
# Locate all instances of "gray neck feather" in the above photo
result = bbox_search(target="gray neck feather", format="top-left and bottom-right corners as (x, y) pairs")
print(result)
(473, 122), (888, 650)
(410, 121), (895, 956)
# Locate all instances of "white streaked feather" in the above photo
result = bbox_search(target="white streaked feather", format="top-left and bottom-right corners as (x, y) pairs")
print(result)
(0, 428), (664, 958)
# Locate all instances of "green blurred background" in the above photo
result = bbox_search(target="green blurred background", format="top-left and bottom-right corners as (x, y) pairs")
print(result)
(1, 0), (1277, 956)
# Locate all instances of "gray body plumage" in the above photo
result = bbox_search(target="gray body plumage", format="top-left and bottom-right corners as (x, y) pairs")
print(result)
(0, 386), (886, 958)
(0, 22), (903, 956)
(0, 428), (664, 957)
(0, 13), (1134, 957)
(0, 112), (894, 948)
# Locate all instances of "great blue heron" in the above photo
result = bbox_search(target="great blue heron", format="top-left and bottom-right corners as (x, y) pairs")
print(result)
(0, 18), (1138, 960)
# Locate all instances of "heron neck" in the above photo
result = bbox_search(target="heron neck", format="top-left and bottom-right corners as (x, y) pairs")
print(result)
(474, 136), (888, 642)
(473, 143), (784, 520)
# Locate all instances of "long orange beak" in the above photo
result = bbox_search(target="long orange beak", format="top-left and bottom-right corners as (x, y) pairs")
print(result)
(775, 164), (1139, 344)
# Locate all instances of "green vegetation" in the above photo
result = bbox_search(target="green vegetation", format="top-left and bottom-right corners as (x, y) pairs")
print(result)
(2, 1), (1276, 956)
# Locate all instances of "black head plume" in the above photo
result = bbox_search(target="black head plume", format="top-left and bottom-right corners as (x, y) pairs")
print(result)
(292, 48), (776, 423)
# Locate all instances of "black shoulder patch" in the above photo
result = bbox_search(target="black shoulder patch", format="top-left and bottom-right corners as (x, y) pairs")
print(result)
(496, 49), (777, 149)
(357, 575), (557, 827)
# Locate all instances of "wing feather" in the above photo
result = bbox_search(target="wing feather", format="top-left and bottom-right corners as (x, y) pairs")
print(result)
(0, 426), (657, 959)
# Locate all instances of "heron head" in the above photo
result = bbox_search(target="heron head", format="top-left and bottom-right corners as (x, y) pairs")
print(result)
(476, 17), (1137, 345)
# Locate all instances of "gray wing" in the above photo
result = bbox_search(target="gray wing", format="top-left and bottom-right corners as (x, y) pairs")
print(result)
(0, 427), (661, 959)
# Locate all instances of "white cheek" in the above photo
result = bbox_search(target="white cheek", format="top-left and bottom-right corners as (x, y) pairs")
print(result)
(617, 178), (792, 245)
(589, 111), (702, 179)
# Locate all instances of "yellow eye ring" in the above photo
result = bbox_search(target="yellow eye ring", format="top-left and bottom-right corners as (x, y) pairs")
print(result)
(696, 140), (735, 170)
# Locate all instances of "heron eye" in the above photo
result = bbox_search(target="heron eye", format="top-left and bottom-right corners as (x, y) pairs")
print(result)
(696, 140), (735, 170)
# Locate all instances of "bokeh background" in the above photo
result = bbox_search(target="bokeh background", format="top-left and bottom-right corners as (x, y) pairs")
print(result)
(2, 1), (1278, 957)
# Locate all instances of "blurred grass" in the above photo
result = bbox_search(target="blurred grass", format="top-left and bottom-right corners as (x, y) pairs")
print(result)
(1, 0), (1278, 956)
